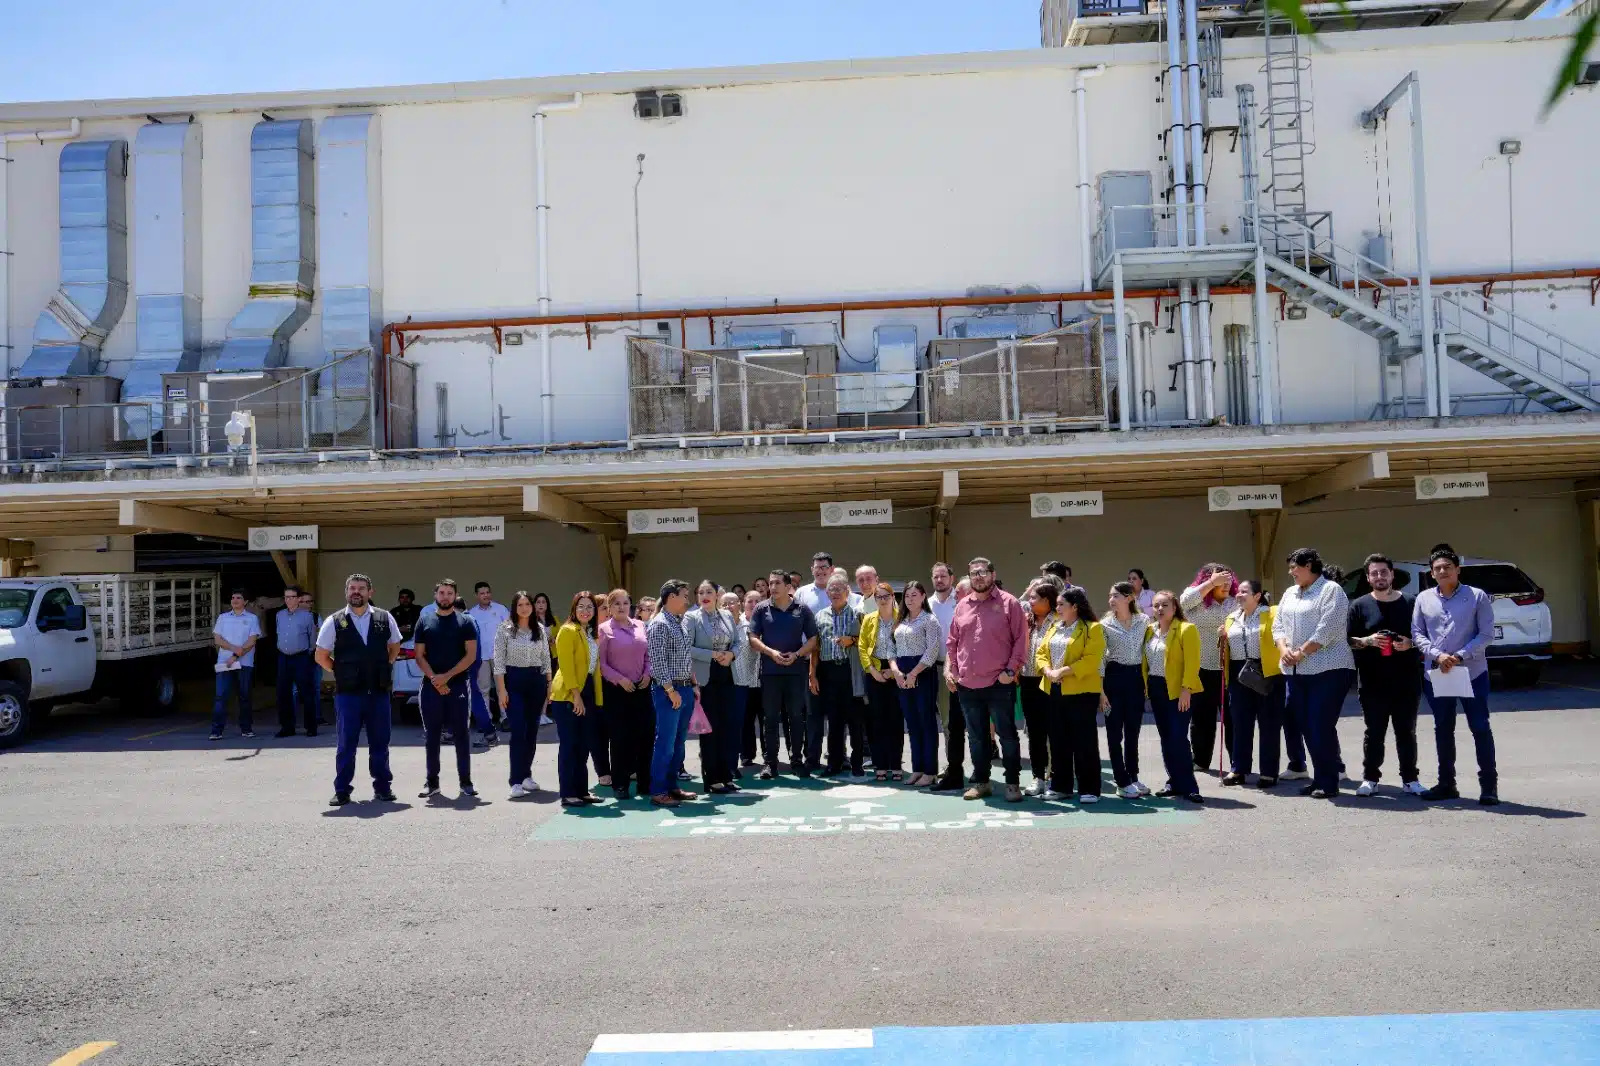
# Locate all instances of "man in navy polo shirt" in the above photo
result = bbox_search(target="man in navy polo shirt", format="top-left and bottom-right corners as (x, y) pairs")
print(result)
(747, 568), (818, 780)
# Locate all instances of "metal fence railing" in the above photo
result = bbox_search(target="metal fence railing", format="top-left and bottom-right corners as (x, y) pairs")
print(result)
(626, 321), (1106, 443)
(0, 351), (416, 466)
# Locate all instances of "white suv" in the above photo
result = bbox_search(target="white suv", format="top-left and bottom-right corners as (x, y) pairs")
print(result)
(1342, 557), (1553, 685)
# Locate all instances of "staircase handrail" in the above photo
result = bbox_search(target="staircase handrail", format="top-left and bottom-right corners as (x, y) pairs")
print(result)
(1256, 209), (1411, 321)
(1431, 289), (1599, 400)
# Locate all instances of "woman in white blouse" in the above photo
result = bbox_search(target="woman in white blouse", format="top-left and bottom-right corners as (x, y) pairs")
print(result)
(495, 591), (550, 799)
(1179, 563), (1239, 774)
(889, 580), (943, 787)
(1100, 581), (1152, 799)
(1127, 569), (1157, 619)
(1020, 578), (1057, 796)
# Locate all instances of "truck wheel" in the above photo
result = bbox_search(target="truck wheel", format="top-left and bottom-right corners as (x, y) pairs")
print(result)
(149, 667), (178, 710)
(0, 681), (31, 748)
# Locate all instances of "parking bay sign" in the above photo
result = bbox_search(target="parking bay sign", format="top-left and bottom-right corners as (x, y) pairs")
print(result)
(248, 525), (318, 550)
(532, 782), (1196, 841)
(820, 500), (893, 527)
(435, 516), (505, 543)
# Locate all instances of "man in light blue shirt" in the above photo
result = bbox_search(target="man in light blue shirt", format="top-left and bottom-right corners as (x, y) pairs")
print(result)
(274, 586), (321, 738)
(211, 590), (262, 740)
(1411, 545), (1499, 804)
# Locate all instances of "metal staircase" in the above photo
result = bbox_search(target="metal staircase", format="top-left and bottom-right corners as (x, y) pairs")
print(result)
(1255, 211), (1600, 413)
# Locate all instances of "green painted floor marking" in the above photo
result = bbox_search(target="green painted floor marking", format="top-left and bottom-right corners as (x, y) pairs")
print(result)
(531, 770), (1200, 842)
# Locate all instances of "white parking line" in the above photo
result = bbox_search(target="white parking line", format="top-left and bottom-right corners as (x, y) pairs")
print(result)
(591, 1029), (873, 1053)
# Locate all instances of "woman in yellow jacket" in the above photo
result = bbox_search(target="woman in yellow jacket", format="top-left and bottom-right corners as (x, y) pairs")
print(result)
(550, 591), (604, 806)
(858, 584), (904, 781)
(1142, 590), (1205, 803)
(1036, 586), (1108, 802)
(1220, 579), (1285, 789)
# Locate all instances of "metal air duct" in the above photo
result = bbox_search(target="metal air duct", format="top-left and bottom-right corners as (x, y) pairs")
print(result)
(20, 140), (129, 378)
(216, 119), (314, 371)
(124, 122), (203, 427)
(314, 114), (382, 436)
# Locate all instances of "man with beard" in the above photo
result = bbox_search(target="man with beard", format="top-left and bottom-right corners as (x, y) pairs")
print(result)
(414, 580), (481, 800)
(316, 574), (402, 807)
(1347, 554), (1425, 797)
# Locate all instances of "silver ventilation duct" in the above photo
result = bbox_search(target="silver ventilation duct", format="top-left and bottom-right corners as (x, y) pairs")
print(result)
(314, 114), (382, 434)
(125, 122), (203, 417)
(216, 119), (314, 371)
(20, 140), (130, 378)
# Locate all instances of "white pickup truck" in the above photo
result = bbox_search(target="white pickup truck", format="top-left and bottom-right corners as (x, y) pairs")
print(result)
(0, 572), (220, 746)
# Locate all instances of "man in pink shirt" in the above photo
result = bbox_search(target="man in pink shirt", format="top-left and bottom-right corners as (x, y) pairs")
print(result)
(945, 556), (1029, 801)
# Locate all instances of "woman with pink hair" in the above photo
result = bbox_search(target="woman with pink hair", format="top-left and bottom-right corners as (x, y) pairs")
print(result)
(1179, 563), (1238, 774)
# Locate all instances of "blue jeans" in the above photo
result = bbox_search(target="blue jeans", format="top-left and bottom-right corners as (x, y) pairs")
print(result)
(896, 660), (939, 776)
(1102, 661), (1146, 788)
(503, 666), (548, 788)
(211, 666), (254, 734)
(276, 652), (318, 732)
(650, 682), (695, 796)
(549, 700), (591, 800)
(467, 647), (494, 737)
(958, 682), (1021, 785)
(333, 691), (392, 796)
(1285, 668), (1354, 793)
(1150, 685), (1198, 795)
(420, 678), (471, 788)
(1425, 670), (1496, 792)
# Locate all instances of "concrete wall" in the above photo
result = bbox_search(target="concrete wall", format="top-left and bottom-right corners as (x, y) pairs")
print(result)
(4, 25), (1595, 440)
(296, 482), (1585, 644)
(26, 535), (136, 577)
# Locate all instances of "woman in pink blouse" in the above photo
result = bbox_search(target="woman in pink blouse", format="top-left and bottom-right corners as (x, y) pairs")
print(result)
(599, 588), (655, 800)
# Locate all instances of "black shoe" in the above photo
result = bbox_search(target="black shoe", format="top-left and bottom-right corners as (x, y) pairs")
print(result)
(240, 730), (256, 738)
(1479, 793), (1501, 806)
(442, 731), (454, 743)
(1183, 792), (1205, 804)
(928, 774), (964, 792)
(305, 730), (319, 738)
(1310, 788), (1334, 799)
(758, 768), (777, 780)
(1256, 777), (1277, 789)
(1299, 785), (1317, 796)
(1421, 785), (1460, 801)
(795, 770), (812, 779)
(374, 788), (396, 802)
(820, 764), (844, 777)
(1154, 787), (1180, 798)
(419, 784), (441, 798)
(460, 784), (478, 797)
(328, 793), (351, 807)
(275, 729), (295, 739)
(1221, 773), (1245, 787)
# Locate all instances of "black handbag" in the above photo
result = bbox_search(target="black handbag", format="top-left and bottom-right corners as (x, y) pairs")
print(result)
(1236, 657), (1271, 695)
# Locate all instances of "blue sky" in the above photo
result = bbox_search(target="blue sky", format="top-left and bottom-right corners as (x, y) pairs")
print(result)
(1, 1), (1044, 103)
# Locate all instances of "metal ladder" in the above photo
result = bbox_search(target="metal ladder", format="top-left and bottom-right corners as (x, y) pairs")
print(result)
(1260, 5), (1315, 229)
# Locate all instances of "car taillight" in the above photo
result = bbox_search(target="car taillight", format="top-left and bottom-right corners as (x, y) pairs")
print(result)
(1511, 587), (1545, 607)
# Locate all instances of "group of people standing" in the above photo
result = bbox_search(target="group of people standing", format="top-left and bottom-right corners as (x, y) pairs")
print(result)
(305, 542), (1502, 810)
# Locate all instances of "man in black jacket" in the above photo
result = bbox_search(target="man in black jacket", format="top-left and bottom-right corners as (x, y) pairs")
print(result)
(315, 573), (402, 807)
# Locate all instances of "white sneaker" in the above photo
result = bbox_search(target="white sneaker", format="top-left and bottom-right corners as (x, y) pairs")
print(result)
(1404, 780), (1426, 796)
(1079, 793), (1099, 804)
(1134, 780), (1152, 796)
(1281, 768), (1310, 780)
(1120, 784), (1142, 799)
(1041, 788), (1062, 800)
(539, 714), (553, 726)
(510, 783), (527, 799)
(522, 776), (540, 792)
(1025, 778), (1048, 797)
(1356, 780), (1378, 797)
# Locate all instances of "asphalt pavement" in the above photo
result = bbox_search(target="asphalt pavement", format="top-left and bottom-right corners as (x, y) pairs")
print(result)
(1, 665), (1597, 1066)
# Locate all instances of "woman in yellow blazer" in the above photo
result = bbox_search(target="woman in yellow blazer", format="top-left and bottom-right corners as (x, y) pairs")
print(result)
(550, 591), (604, 806)
(1220, 579), (1285, 789)
(1036, 586), (1107, 802)
(858, 584), (903, 781)
(1142, 590), (1205, 803)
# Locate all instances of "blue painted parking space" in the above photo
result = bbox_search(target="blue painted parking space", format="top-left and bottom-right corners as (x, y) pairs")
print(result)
(586, 1010), (1600, 1065)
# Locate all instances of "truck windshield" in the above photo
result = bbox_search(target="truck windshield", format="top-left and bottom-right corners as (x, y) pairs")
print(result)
(0, 589), (35, 629)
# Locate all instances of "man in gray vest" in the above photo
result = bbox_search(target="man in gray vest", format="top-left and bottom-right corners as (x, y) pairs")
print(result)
(315, 573), (402, 807)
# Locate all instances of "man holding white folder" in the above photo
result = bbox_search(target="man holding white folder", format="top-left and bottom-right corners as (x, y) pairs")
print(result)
(1411, 546), (1499, 805)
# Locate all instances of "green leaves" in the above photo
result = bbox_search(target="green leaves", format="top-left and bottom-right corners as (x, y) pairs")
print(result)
(1545, 10), (1598, 117)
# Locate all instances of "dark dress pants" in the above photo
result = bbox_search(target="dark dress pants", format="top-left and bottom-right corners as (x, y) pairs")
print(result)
(277, 651), (318, 732)
(1102, 661), (1145, 788)
(1018, 677), (1051, 782)
(504, 665), (548, 787)
(333, 691), (392, 796)
(1189, 667), (1228, 771)
(420, 678), (471, 789)
(867, 665), (904, 773)
(1226, 661), (1282, 778)
(761, 673), (809, 774)
(812, 660), (864, 774)
(1359, 673), (1422, 784)
(1150, 683), (1199, 795)
(959, 683), (1021, 786)
(699, 666), (735, 787)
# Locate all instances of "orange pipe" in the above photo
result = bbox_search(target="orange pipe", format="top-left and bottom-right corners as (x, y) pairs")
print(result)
(380, 266), (1600, 348)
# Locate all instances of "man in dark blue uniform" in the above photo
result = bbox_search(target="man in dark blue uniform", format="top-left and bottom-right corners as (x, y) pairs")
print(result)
(315, 573), (402, 807)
